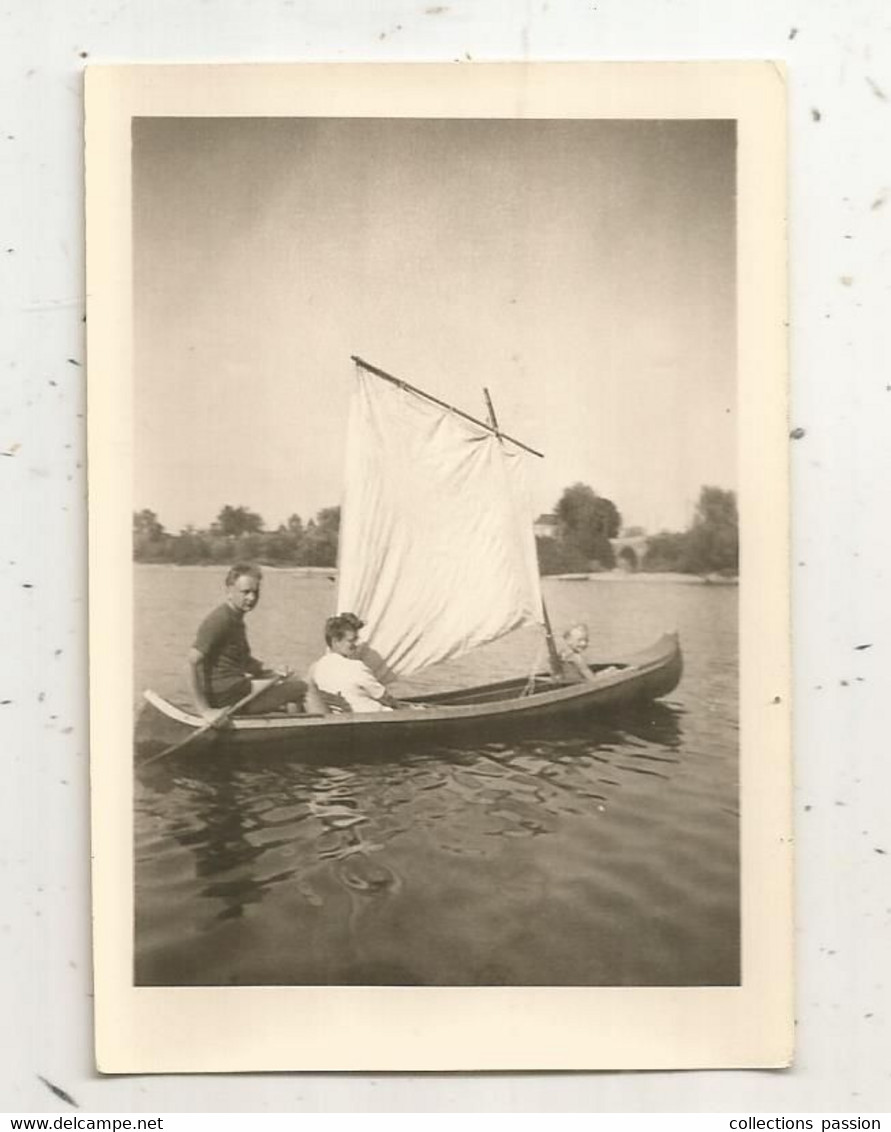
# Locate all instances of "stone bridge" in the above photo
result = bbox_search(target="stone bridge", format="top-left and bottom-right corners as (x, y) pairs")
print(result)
(609, 534), (648, 570)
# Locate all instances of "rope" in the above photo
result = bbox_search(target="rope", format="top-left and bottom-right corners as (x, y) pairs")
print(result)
(521, 638), (547, 697)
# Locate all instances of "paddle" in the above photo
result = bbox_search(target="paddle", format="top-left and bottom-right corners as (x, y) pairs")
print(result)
(141, 674), (286, 767)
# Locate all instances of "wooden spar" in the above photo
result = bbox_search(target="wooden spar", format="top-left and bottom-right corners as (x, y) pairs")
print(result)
(539, 603), (564, 680)
(482, 387), (564, 680)
(351, 355), (544, 459)
(482, 386), (499, 435)
(482, 386), (500, 431)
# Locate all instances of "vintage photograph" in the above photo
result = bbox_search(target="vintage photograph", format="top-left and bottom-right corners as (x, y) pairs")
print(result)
(131, 114), (739, 988)
(88, 62), (789, 1072)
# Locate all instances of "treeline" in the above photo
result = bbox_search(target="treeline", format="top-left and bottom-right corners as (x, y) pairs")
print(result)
(134, 486), (622, 572)
(133, 484), (738, 577)
(133, 505), (341, 567)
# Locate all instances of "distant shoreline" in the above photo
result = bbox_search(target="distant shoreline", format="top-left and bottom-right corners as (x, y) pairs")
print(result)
(134, 562), (335, 576)
(132, 562), (737, 585)
(549, 571), (738, 586)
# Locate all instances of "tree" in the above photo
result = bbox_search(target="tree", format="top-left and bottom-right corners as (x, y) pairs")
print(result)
(535, 536), (589, 576)
(133, 509), (168, 561)
(642, 486), (738, 575)
(233, 532), (265, 560)
(133, 509), (165, 542)
(315, 506), (340, 534)
(642, 530), (691, 573)
(554, 483), (621, 569)
(300, 506), (341, 567)
(285, 513), (304, 540)
(213, 504), (264, 538)
(172, 524), (209, 565)
(685, 486), (738, 574)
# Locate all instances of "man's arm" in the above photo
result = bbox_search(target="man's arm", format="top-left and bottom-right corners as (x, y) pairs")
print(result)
(187, 647), (229, 726)
(355, 662), (403, 708)
(244, 655), (267, 678)
(247, 651), (293, 681)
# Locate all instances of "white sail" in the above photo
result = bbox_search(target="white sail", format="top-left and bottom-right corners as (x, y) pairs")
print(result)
(336, 363), (545, 679)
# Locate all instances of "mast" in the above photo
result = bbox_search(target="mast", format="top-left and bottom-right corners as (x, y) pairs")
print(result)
(482, 386), (564, 680)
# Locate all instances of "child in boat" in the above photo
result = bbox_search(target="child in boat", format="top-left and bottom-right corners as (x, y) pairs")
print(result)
(558, 623), (620, 683)
(558, 623), (599, 684)
(309, 613), (401, 713)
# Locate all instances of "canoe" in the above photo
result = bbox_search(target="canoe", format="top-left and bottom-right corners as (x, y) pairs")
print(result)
(135, 631), (682, 760)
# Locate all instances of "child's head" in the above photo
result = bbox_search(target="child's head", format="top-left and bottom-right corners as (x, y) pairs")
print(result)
(563, 623), (590, 654)
(325, 612), (364, 657)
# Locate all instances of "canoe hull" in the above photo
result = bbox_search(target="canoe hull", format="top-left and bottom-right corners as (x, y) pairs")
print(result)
(136, 632), (682, 760)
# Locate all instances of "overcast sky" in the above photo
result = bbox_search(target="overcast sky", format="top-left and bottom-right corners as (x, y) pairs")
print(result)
(133, 116), (735, 535)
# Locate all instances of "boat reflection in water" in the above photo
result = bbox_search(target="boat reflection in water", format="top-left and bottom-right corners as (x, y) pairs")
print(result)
(134, 696), (741, 990)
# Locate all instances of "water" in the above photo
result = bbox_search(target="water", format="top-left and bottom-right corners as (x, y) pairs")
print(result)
(134, 566), (738, 986)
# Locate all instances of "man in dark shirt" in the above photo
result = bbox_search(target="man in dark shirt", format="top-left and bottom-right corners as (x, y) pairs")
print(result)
(188, 563), (310, 725)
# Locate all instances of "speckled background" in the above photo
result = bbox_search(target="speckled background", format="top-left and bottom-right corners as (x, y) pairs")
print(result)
(3, 0), (889, 1114)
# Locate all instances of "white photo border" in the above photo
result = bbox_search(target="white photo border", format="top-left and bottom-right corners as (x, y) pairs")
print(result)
(87, 61), (790, 1073)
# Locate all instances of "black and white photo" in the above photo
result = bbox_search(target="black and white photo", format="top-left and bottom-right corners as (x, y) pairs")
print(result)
(87, 62), (790, 1072)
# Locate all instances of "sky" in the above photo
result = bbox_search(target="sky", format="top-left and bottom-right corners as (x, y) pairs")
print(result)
(133, 116), (736, 535)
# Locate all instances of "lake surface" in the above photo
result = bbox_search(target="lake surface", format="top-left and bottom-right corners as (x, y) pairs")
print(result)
(133, 566), (739, 986)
